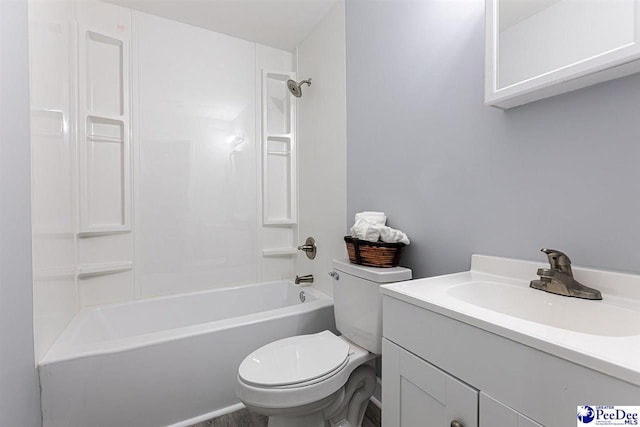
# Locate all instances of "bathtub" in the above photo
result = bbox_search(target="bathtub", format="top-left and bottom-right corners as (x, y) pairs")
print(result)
(39, 281), (335, 427)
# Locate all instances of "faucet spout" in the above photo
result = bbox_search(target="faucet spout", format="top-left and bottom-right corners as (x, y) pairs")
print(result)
(530, 249), (602, 300)
(541, 248), (573, 275)
(295, 274), (314, 285)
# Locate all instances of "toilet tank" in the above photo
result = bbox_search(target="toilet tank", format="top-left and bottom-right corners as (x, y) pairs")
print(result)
(332, 259), (411, 354)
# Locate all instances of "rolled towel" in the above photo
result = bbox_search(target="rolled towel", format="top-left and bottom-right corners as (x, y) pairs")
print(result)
(350, 217), (382, 242)
(354, 211), (387, 226)
(380, 226), (410, 245)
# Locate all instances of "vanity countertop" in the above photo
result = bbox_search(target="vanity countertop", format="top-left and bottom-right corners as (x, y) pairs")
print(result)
(381, 255), (640, 387)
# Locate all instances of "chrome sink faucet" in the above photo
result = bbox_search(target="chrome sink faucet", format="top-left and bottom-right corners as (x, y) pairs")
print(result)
(530, 248), (602, 300)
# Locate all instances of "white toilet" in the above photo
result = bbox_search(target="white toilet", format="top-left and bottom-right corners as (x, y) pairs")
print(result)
(236, 259), (412, 427)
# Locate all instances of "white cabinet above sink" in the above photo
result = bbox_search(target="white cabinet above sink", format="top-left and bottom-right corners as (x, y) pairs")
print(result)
(381, 255), (640, 427)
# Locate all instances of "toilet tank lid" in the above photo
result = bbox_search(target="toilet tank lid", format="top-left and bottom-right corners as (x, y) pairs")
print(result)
(333, 259), (412, 283)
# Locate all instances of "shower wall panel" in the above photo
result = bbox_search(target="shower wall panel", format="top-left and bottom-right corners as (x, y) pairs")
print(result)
(29, 0), (77, 363)
(296, 0), (347, 297)
(136, 13), (261, 297)
(30, 0), (136, 361)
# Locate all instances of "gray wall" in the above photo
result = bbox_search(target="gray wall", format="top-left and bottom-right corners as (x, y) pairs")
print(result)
(0, 0), (42, 425)
(346, 0), (640, 278)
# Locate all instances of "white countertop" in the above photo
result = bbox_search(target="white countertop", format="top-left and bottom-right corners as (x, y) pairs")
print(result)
(381, 254), (640, 387)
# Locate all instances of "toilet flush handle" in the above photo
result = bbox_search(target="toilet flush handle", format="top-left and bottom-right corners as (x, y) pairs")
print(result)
(451, 420), (463, 427)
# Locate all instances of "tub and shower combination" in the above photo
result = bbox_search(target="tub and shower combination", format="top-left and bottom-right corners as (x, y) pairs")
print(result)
(39, 281), (335, 427)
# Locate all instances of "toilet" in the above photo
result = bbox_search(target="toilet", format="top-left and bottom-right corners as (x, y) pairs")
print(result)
(236, 259), (412, 427)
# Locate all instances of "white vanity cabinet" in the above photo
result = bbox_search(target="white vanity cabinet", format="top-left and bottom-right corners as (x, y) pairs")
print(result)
(479, 393), (541, 427)
(382, 338), (539, 427)
(380, 293), (640, 427)
(382, 338), (478, 427)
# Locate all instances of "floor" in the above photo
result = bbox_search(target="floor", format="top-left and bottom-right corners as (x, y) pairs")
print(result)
(362, 401), (381, 427)
(189, 401), (381, 427)
(188, 409), (268, 427)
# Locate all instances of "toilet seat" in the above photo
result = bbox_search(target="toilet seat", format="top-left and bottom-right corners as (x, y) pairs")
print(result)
(236, 333), (375, 411)
(238, 331), (350, 388)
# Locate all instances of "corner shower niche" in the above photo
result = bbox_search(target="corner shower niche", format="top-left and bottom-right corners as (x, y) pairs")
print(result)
(261, 71), (298, 257)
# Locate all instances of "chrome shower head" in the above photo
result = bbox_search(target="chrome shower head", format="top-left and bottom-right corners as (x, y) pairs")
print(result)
(287, 78), (312, 98)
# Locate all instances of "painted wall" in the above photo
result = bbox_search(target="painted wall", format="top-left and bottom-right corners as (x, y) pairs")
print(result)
(297, 0), (347, 296)
(346, 0), (640, 279)
(0, 0), (42, 424)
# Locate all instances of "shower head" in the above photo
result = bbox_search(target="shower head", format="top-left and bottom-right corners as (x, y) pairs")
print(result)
(287, 78), (312, 98)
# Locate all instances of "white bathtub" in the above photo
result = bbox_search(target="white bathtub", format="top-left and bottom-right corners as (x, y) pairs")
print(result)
(39, 281), (335, 427)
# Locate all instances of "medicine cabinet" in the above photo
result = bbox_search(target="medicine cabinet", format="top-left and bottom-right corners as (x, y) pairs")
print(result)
(485, 0), (640, 109)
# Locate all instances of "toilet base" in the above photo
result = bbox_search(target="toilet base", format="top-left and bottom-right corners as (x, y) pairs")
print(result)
(259, 365), (376, 427)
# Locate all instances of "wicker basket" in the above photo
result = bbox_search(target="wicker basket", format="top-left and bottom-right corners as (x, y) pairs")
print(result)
(344, 236), (405, 268)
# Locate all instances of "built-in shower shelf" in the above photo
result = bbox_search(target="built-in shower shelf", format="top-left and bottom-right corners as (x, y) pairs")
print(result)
(87, 133), (124, 143)
(77, 261), (133, 279)
(262, 247), (297, 257)
(263, 219), (296, 226)
(77, 229), (131, 238)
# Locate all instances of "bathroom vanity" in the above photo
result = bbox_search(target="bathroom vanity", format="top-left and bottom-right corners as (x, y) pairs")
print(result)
(381, 255), (640, 427)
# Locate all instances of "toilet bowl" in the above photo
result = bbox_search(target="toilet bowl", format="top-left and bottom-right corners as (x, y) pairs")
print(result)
(236, 260), (412, 427)
(236, 331), (376, 427)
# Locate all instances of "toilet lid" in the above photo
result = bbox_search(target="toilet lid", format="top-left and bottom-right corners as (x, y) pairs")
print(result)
(238, 331), (350, 387)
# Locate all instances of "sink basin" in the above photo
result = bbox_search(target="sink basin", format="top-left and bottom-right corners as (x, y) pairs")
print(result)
(446, 280), (640, 337)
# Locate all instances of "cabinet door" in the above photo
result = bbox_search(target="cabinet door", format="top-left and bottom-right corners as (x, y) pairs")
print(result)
(480, 393), (543, 427)
(383, 339), (478, 427)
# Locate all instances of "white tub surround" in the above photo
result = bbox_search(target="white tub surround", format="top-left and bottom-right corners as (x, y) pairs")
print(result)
(39, 282), (334, 427)
(29, 0), (302, 362)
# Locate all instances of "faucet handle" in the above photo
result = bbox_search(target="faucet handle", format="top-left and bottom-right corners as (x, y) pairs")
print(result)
(541, 248), (573, 274)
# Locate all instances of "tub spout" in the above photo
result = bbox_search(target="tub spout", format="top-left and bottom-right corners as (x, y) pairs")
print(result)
(295, 274), (314, 285)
